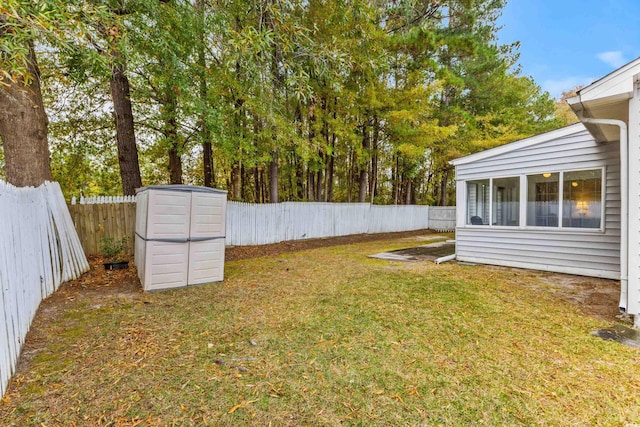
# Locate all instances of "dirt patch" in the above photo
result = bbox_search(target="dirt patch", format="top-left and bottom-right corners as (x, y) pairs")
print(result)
(485, 265), (622, 323)
(12, 256), (144, 377)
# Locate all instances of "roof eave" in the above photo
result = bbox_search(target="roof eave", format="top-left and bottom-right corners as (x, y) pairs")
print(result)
(449, 124), (587, 167)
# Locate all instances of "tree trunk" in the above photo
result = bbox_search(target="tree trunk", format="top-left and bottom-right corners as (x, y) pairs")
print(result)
(196, 0), (214, 187)
(347, 149), (354, 203)
(326, 98), (337, 202)
(168, 146), (183, 184)
(162, 87), (182, 184)
(393, 154), (399, 205)
(316, 170), (323, 202)
(203, 139), (214, 186)
(261, 168), (267, 203)
(307, 165), (315, 201)
(231, 162), (241, 200)
(241, 163), (248, 200)
(370, 115), (379, 203)
(295, 155), (304, 200)
(110, 59), (143, 195)
(269, 150), (278, 203)
(358, 122), (370, 203)
(0, 42), (52, 187)
(440, 168), (450, 206)
(251, 166), (261, 203)
(326, 144), (335, 202)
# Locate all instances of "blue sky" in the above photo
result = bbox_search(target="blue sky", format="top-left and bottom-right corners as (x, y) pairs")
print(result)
(497, 0), (640, 99)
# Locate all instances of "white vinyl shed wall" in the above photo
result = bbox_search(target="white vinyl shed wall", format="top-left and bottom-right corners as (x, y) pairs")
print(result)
(453, 124), (621, 279)
(135, 185), (227, 291)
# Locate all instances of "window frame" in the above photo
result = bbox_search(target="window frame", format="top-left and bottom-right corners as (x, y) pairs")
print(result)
(462, 166), (606, 233)
(464, 174), (521, 227)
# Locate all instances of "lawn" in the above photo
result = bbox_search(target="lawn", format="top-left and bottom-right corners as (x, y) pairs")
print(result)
(2, 234), (640, 426)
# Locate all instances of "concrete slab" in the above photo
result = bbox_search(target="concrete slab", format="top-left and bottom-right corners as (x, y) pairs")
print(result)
(592, 324), (640, 348)
(369, 241), (455, 262)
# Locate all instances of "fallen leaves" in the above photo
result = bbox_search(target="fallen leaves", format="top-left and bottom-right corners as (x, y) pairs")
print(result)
(227, 399), (258, 414)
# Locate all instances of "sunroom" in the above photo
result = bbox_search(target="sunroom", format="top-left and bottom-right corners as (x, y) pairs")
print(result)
(451, 123), (620, 280)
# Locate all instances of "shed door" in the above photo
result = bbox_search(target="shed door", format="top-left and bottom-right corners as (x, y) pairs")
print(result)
(147, 190), (191, 240)
(190, 192), (226, 239)
(146, 241), (189, 291)
(188, 239), (225, 285)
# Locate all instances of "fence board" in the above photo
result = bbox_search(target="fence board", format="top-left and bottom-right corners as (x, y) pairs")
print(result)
(68, 203), (137, 256)
(1, 181), (88, 397)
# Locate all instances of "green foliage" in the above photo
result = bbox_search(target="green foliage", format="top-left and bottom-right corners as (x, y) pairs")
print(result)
(4, 0), (565, 204)
(1, 0), (111, 84)
(99, 236), (128, 260)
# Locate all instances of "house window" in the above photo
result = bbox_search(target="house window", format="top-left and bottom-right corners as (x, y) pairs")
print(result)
(466, 179), (489, 225)
(527, 173), (559, 227)
(492, 177), (519, 226)
(526, 169), (602, 229)
(562, 169), (602, 228)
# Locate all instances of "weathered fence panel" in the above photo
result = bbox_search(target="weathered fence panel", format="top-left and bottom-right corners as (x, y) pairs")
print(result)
(1, 181), (88, 397)
(429, 206), (456, 232)
(68, 203), (137, 256)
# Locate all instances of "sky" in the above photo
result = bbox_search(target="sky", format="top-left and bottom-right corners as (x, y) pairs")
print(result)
(497, 0), (640, 99)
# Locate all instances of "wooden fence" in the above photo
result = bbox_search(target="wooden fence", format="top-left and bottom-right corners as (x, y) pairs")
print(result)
(1, 181), (88, 397)
(68, 199), (456, 254)
(68, 202), (137, 256)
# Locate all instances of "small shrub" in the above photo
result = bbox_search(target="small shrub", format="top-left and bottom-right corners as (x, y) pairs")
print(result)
(99, 237), (128, 261)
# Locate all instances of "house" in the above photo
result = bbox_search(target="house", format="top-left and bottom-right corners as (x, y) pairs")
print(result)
(450, 57), (640, 326)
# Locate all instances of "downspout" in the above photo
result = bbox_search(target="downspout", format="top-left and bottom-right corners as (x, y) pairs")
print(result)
(576, 112), (628, 312)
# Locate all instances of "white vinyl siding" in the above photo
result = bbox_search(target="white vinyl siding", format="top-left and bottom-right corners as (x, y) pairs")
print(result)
(627, 82), (640, 315)
(455, 127), (620, 278)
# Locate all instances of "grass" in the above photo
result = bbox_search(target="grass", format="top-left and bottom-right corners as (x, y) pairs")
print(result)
(2, 235), (640, 426)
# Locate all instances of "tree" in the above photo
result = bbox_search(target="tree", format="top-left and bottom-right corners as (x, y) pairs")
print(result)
(556, 87), (582, 126)
(0, 41), (52, 186)
(7, 0), (563, 204)
(0, 6), (52, 186)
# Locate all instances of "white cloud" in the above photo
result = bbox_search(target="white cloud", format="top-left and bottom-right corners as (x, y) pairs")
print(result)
(596, 51), (628, 68)
(542, 76), (596, 100)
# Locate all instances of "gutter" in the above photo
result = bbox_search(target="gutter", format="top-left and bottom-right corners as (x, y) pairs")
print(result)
(575, 109), (629, 313)
(435, 240), (457, 264)
(435, 254), (456, 264)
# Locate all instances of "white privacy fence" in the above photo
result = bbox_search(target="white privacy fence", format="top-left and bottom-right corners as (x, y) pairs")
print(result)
(68, 195), (457, 250)
(0, 181), (89, 397)
(429, 207), (457, 232)
(71, 195), (135, 204)
(226, 202), (442, 246)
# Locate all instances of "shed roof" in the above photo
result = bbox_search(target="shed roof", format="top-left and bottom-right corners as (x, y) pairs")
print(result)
(136, 185), (228, 194)
(449, 123), (586, 167)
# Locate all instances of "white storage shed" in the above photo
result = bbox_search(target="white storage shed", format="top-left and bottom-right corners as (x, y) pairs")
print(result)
(135, 185), (227, 291)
